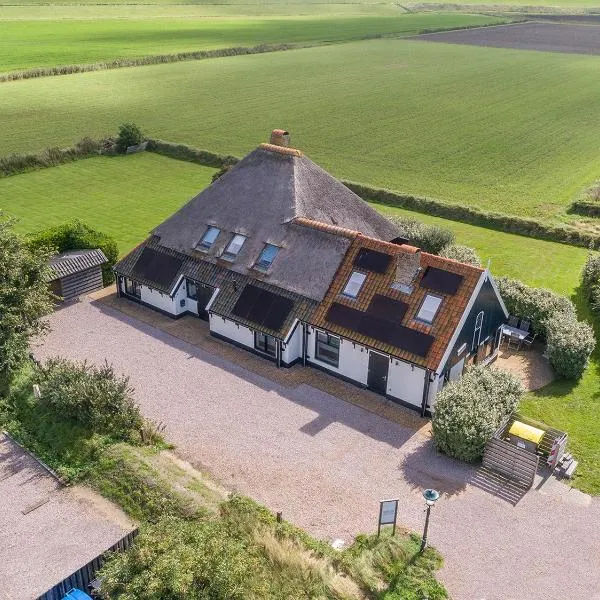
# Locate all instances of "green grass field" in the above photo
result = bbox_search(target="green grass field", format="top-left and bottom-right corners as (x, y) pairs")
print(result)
(0, 154), (214, 253)
(2, 39), (600, 224)
(0, 13), (506, 72)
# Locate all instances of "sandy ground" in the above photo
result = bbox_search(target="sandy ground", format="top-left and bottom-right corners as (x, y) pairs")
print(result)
(415, 22), (600, 56)
(34, 298), (600, 600)
(0, 433), (134, 600)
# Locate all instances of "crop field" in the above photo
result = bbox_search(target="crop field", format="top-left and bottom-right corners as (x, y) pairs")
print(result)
(0, 13), (506, 72)
(2, 38), (600, 224)
(417, 21), (600, 55)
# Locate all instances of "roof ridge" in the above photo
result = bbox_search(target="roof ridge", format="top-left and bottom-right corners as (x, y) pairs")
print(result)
(259, 143), (303, 157)
(292, 217), (360, 239)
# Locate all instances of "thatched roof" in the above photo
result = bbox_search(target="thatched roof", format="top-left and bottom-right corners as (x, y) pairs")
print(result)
(152, 143), (398, 301)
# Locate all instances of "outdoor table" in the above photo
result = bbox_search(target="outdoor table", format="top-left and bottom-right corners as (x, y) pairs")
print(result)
(501, 324), (528, 350)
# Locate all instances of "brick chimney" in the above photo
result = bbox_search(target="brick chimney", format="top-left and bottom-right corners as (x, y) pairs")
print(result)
(393, 246), (421, 290)
(270, 129), (290, 147)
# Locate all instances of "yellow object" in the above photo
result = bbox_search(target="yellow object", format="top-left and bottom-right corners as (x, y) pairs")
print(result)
(509, 421), (544, 445)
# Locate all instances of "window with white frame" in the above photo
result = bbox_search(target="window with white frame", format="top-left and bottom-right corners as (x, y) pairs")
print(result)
(222, 234), (247, 260)
(472, 310), (484, 350)
(196, 226), (220, 250)
(254, 244), (279, 271)
(315, 331), (340, 367)
(416, 294), (442, 324)
(342, 272), (366, 299)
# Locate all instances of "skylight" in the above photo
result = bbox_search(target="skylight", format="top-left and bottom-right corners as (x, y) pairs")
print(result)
(255, 244), (279, 271)
(222, 233), (247, 260)
(342, 271), (366, 299)
(416, 294), (442, 324)
(196, 226), (220, 250)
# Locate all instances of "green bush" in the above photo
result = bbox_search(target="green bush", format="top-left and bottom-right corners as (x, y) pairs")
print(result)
(581, 253), (600, 316)
(432, 365), (523, 462)
(498, 277), (595, 379)
(545, 314), (595, 380)
(439, 244), (482, 267)
(146, 138), (238, 169)
(28, 219), (118, 286)
(38, 358), (144, 442)
(387, 215), (455, 254)
(116, 122), (144, 154)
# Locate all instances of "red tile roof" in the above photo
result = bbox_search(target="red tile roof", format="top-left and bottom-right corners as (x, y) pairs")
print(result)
(310, 235), (484, 371)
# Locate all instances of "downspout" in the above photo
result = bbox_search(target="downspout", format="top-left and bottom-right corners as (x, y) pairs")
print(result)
(277, 340), (281, 368)
(421, 369), (432, 418)
(302, 323), (308, 366)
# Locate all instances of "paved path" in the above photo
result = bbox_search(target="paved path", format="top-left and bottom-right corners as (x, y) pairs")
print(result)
(35, 300), (600, 600)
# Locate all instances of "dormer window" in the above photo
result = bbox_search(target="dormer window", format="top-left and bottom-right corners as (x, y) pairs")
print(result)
(255, 244), (279, 271)
(222, 233), (247, 260)
(196, 226), (220, 250)
(416, 294), (442, 324)
(342, 271), (366, 299)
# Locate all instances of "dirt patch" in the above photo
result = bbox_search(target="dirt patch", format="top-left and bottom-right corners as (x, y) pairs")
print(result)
(414, 22), (600, 56)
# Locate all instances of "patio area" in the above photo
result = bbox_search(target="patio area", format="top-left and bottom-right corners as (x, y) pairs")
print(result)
(494, 339), (555, 391)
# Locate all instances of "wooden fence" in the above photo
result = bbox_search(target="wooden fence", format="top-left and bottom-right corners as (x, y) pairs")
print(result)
(482, 438), (539, 489)
(37, 528), (138, 600)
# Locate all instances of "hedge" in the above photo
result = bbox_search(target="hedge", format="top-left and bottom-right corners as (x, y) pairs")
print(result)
(498, 277), (595, 379)
(0, 137), (104, 178)
(386, 215), (455, 254)
(569, 200), (600, 218)
(581, 252), (600, 317)
(439, 244), (482, 267)
(0, 44), (294, 83)
(142, 139), (600, 250)
(28, 220), (119, 286)
(432, 365), (523, 463)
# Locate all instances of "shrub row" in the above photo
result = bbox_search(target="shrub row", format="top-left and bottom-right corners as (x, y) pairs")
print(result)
(497, 277), (595, 379)
(0, 137), (104, 178)
(0, 44), (293, 83)
(581, 253), (600, 317)
(146, 138), (239, 169)
(432, 365), (523, 463)
(386, 214), (455, 254)
(569, 200), (600, 218)
(343, 181), (600, 250)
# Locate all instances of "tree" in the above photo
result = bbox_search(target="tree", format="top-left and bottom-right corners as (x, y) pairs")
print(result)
(440, 244), (482, 267)
(387, 216), (455, 255)
(116, 122), (144, 154)
(0, 215), (55, 389)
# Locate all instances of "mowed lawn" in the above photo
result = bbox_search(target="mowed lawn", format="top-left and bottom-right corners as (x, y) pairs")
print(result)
(2, 39), (600, 221)
(0, 13), (505, 72)
(0, 153), (214, 253)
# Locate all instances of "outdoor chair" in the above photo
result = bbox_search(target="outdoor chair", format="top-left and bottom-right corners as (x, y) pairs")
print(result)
(522, 332), (536, 350)
(520, 319), (531, 333)
(507, 315), (519, 327)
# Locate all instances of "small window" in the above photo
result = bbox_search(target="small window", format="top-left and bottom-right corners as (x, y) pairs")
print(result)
(342, 272), (367, 299)
(315, 331), (340, 367)
(254, 331), (277, 357)
(222, 234), (247, 260)
(416, 294), (442, 324)
(255, 244), (279, 271)
(186, 279), (198, 300)
(124, 278), (141, 299)
(196, 226), (220, 250)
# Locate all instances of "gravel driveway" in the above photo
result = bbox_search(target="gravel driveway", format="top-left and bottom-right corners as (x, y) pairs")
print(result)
(35, 299), (600, 600)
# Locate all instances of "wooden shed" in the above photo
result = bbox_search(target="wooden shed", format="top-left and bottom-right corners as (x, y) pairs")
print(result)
(48, 249), (107, 302)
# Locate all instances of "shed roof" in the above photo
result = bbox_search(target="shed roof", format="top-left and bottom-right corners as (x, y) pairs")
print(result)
(49, 248), (107, 280)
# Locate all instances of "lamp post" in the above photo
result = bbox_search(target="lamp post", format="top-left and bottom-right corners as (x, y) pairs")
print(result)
(420, 488), (440, 553)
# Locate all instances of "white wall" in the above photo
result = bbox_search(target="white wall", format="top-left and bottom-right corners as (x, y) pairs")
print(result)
(305, 326), (369, 385)
(209, 314), (255, 349)
(138, 279), (189, 316)
(281, 323), (302, 365)
(387, 359), (426, 408)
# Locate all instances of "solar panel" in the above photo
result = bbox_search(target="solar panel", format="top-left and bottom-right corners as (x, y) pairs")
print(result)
(232, 284), (293, 332)
(232, 284), (262, 320)
(389, 325), (435, 357)
(132, 247), (183, 290)
(367, 295), (408, 322)
(325, 303), (362, 330)
(263, 296), (294, 330)
(354, 248), (392, 273)
(420, 267), (464, 295)
(356, 313), (391, 341)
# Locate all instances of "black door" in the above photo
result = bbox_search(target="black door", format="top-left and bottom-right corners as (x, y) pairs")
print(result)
(196, 284), (215, 321)
(368, 352), (389, 395)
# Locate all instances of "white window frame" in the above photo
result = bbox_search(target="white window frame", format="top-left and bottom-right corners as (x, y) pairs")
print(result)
(196, 226), (220, 250)
(222, 233), (247, 260)
(416, 294), (443, 324)
(315, 331), (340, 367)
(342, 271), (367, 299)
(472, 310), (484, 350)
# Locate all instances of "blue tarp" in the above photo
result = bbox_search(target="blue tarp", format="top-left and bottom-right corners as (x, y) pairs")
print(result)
(62, 590), (92, 600)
